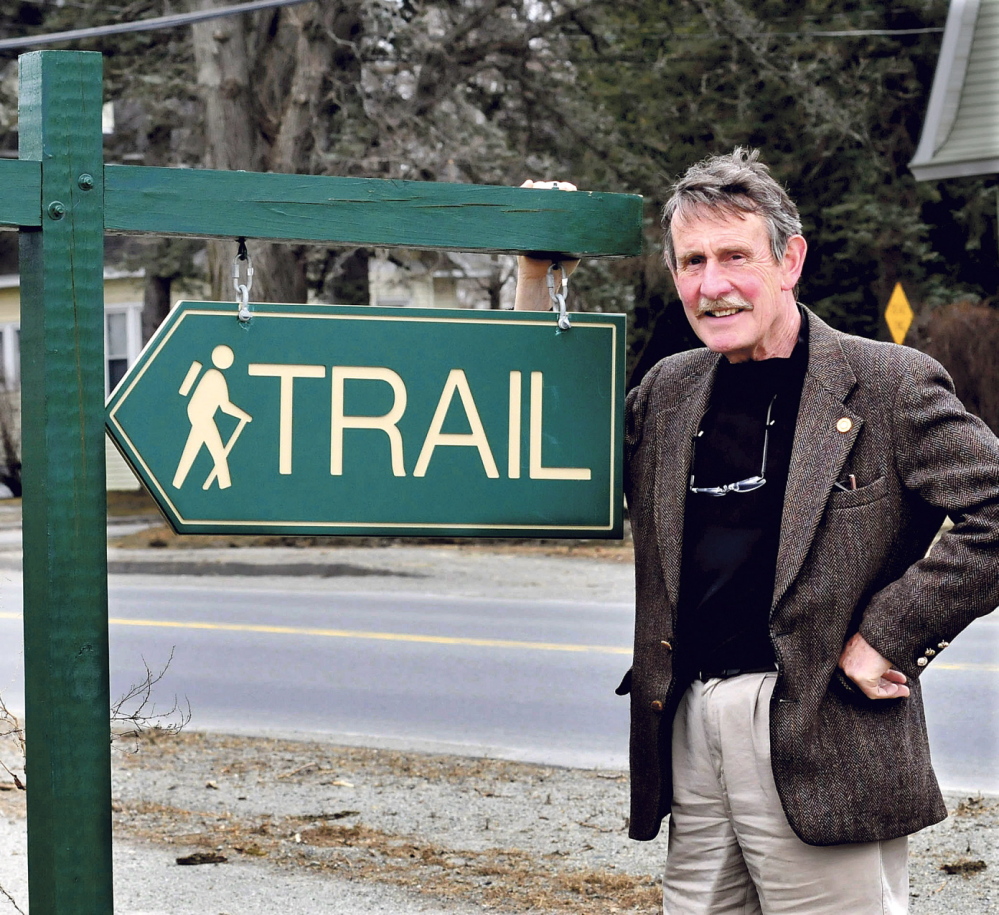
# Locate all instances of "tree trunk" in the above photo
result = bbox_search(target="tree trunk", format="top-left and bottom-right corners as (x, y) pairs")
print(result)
(141, 273), (173, 344)
(329, 249), (371, 305)
(190, 0), (309, 303)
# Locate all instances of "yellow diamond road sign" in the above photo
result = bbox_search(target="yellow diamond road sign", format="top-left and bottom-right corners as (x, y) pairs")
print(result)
(885, 282), (914, 344)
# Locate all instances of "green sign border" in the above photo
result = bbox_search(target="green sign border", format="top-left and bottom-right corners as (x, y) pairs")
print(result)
(107, 301), (626, 539)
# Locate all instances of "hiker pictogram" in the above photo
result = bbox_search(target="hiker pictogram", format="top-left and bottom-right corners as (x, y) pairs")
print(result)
(172, 344), (252, 490)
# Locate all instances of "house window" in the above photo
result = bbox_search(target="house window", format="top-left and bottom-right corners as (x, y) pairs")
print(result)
(105, 305), (142, 396)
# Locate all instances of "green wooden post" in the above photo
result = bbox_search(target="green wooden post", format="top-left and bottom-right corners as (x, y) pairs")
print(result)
(18, 51), (113, 914)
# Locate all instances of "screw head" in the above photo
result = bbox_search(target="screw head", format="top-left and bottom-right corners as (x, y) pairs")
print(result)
(77, 173), (95, 191)
(47, 201), (67, 220)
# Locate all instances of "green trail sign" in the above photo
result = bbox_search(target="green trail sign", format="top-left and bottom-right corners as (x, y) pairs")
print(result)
(107, 301), (625, 537)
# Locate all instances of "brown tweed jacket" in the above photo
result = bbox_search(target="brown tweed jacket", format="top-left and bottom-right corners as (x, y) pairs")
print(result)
(622, 308), (999, 846)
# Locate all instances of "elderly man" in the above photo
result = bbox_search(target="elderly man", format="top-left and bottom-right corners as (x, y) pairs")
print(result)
(516, 149), (999, 914)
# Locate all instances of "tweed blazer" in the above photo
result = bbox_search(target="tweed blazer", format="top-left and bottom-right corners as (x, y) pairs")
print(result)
(621, 308), (999, 846)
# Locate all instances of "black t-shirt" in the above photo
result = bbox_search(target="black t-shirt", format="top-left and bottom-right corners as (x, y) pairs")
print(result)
(676, 316), (809, 677)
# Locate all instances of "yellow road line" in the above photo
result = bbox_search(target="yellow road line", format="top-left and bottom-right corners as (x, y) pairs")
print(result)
(110, 619), (999, 668)
(0, 612), (995, 667)
(925, 662), (999, 672)
(0, 609), (628, 653)
(107, 616), (633, 655)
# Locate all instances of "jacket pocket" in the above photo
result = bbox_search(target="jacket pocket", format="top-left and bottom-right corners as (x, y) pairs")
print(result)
(827, 475), (888, 510)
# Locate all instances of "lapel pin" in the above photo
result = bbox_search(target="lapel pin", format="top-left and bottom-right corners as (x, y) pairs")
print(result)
(836, 417), (853, 433)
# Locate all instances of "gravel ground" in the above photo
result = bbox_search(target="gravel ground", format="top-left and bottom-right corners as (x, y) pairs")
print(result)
(0, 730), (994, 915)
(0, 503), (992, 913)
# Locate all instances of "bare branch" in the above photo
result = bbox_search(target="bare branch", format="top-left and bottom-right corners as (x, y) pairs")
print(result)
(0, 882), (25, 915)
(110, 649), (192, 752)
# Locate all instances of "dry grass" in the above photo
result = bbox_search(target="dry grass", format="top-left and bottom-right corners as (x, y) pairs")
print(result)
(114, 797), (658, 914)
(952, 795), (998, 818)
(112, 731), (654, 914)
(118, 730), (556, 779)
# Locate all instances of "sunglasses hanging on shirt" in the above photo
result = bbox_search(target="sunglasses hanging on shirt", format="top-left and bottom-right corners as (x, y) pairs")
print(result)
(688, 395), (777, 497)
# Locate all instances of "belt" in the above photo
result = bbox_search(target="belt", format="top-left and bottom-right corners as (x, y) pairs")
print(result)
(695, 663), (777, 681)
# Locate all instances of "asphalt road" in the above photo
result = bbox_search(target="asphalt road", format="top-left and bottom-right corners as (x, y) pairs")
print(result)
(0, 568), (994, 790)
(109, 578), (636, 769)
(0, 570), (636, 769)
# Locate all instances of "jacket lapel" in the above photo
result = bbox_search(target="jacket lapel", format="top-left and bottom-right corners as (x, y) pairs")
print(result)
(653, 358), (718, 611)
(772, 310), (860, 609)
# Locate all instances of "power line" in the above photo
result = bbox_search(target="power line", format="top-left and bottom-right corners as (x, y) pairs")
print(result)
(0, 1), (944, 56)
(0, 0), (315, 53)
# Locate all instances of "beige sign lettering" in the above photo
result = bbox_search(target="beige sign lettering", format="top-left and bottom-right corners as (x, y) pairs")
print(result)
(331, 367), (408, 476)
(241, 362), (591, 482)
(414, 369), (499, 478)
(247, 363), (326, 474)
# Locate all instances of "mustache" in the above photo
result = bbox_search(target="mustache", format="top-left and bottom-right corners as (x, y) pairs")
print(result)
(695, 294), (754, 317)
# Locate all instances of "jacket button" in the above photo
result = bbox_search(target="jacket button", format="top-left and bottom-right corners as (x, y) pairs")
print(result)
(650, 700), (664, 711)
(660, 641), (673, 651)
(938, 641), (950, 649)
(916, 657), (929, 667)
(924, 648), (936, 657)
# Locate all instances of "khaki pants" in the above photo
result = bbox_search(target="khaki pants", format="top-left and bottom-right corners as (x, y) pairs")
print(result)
(664, 672), (909, 915)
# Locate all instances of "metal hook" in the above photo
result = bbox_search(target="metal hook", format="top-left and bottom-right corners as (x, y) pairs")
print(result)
(546, 262), (572, 331)
(233, 237), (253, 323)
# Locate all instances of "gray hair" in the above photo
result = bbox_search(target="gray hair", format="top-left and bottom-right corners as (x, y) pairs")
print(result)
(662, 148), (802, 271)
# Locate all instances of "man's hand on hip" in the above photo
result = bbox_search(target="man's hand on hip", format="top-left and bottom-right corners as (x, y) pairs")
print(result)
(838, 633), (910, 700)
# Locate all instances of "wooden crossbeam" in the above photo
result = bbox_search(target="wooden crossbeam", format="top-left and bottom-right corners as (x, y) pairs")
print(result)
(0, 159), (41, 227)
(103, 166), (642, 255)
(0, 158), (643, 257)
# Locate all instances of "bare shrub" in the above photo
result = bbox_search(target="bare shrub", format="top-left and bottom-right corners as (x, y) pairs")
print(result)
(920, 300), (999, 436)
